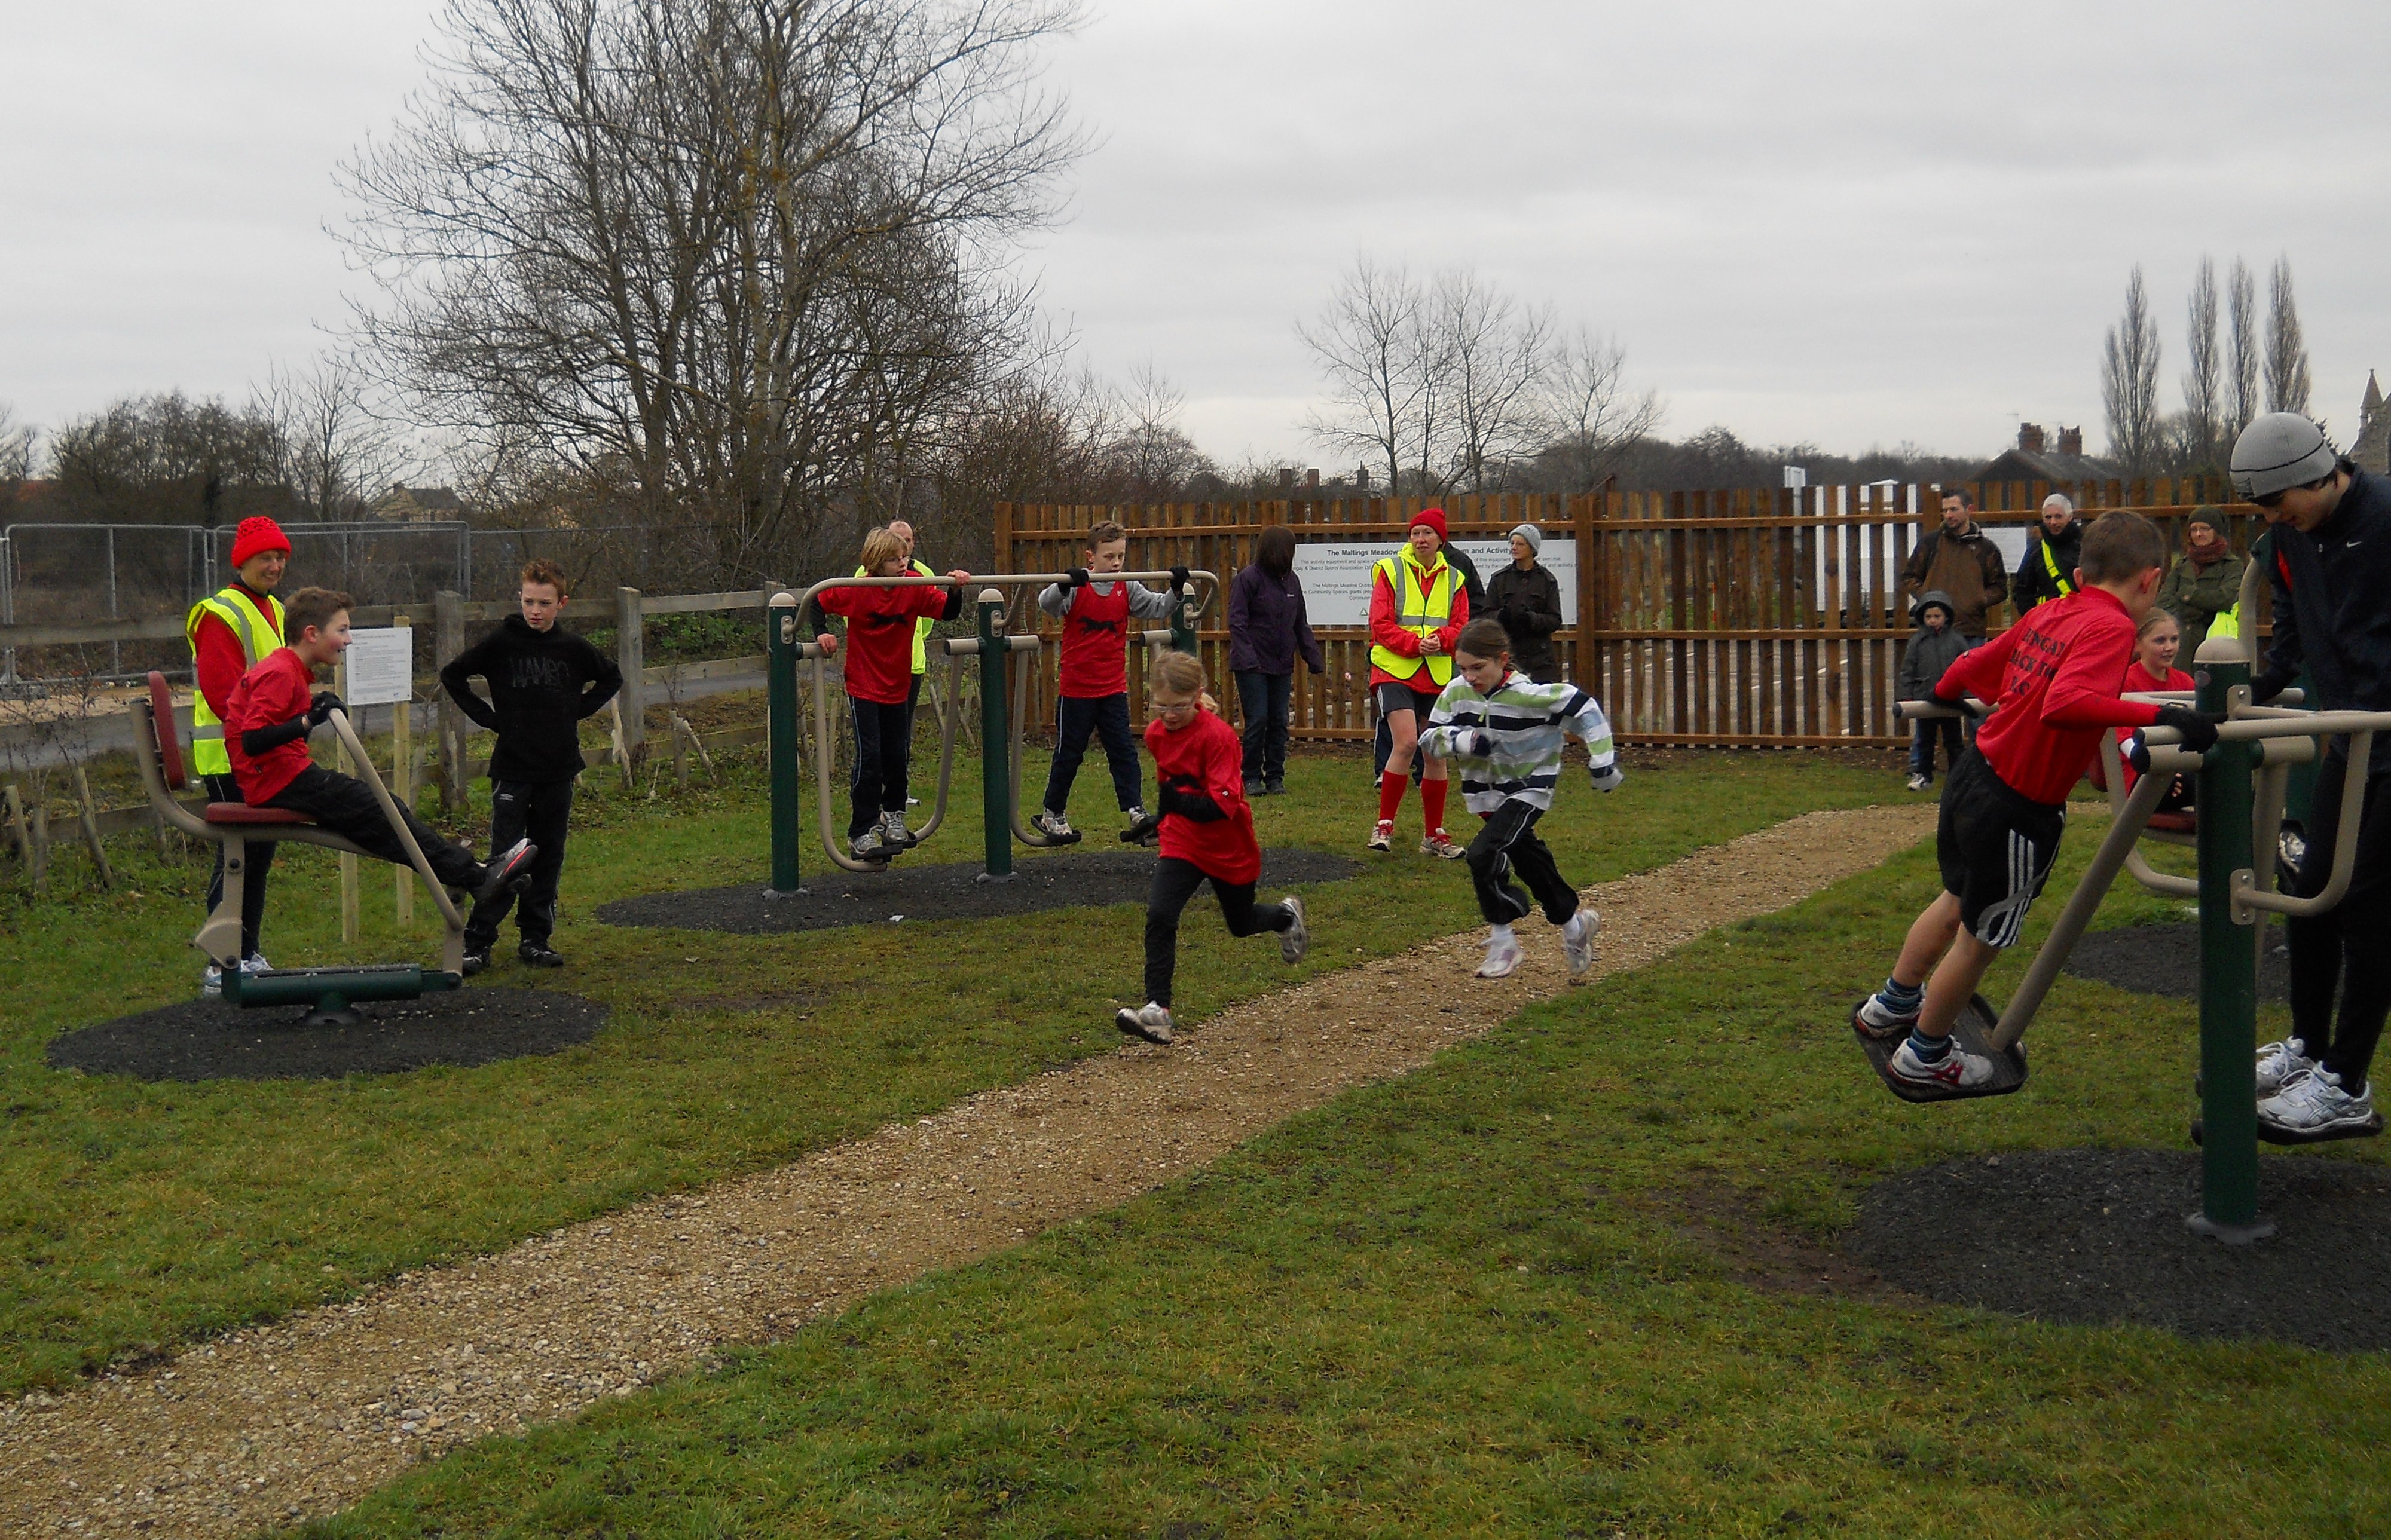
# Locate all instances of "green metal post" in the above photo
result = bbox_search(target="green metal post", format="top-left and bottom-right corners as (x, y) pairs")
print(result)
(765, 592), (803, 896)
(977, 589), (1013, 881)
(2190, 645), (2271, 1241)
(1170, 583), (1198, 656)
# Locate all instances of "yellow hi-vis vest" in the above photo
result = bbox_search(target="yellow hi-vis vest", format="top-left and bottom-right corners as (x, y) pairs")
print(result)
(185, 587), (285, 776)
(855, 558), (937, 673)
(2039, 537), (2077, 602)
(2209, 602), (2240, 642)
(1369, 550), (1459, 688)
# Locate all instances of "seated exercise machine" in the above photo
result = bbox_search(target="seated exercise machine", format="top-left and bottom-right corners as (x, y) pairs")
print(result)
(132, 672), (470, 1026)
(763, 571), (1214, 889)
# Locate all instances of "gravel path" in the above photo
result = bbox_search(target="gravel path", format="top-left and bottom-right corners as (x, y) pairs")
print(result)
(0, 804), (1931, 1538)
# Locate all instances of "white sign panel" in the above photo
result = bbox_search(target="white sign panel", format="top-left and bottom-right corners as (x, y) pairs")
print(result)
(343, 626), (415, 707)
(1289, 540), (1577, 629)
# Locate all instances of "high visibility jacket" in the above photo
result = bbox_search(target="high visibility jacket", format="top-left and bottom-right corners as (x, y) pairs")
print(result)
(2040, 538), (2077, 599)
(1369, 550), (1460, 688)
(856, 558), (936, 673)
(2209, 603), (2239, 642)
(185, 586), (285, 775)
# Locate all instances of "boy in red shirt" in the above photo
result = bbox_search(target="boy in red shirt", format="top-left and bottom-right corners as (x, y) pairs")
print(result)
(1114, 650), (1309, 1045)
(811, 527), (973, 859)
(1854, 512), (2219, 1090)
(225, 587), (537, 904)
(1031, 519), (1181, 841)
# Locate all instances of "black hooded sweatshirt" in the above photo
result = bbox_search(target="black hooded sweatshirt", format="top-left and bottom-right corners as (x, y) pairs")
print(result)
(439, 615), (625, 783)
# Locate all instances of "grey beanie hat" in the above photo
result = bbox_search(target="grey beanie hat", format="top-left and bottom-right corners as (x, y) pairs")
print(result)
(1508, 522), (1544, 555)
(2230, 412), (2339, 500)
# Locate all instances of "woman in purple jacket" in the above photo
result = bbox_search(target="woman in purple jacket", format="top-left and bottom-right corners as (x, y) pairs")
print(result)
(1228, 525), (1326, 795)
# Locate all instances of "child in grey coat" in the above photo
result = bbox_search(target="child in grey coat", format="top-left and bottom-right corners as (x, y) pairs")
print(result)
(1898, 590), (1972, 790)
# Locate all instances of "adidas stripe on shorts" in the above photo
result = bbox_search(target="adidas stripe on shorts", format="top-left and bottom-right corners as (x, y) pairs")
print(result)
(1936, 746), (2066, 950)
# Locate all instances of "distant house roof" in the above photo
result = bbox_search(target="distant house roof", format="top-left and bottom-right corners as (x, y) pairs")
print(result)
(372, 483), (467, 521)
(1970, 423), (2117, 486)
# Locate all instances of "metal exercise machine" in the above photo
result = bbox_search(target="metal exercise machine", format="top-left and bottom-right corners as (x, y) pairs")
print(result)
(763, 571), (1212, 889)
(132, 671), (470, 1026)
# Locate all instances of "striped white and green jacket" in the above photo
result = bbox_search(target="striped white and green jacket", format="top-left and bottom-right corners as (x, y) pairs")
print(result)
(1419, 672), (1620, 815)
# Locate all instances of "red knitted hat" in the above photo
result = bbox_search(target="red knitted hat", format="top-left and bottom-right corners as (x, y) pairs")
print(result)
(1408, 507), (1448, 543)
(228, 516), (291, 568)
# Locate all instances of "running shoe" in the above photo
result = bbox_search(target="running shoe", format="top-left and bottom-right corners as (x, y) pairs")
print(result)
(1853, 992), (1921, 1040)
(461, 947), (491, 978)
(1887, 1034), (1999, 1091)
(1476, 928), (1524, 979)
(1906, 773), (1930, 792)
(519, 942), (565, 969)
(1561, 908), (1600, 984)
(1115, 1002), (1175, 1045)
(1421, 829), (1466, 860)
(2257, 1065), (2375, 1138)
(1031, 808), (1074, 841)
(851, 828), (886, 861)
(475, 838), (538, 901)
(880, 810), (917, 849)
(1279, 895), (1308, 963)
(1367, 819), (1394, 852)
(201, 953), (274, 999)
(2254, 1037), (2317, 1098)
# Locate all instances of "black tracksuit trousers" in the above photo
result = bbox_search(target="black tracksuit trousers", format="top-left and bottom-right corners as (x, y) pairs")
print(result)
(1466, 801), (1582, 928)
(2286, 749), (2391, 1092)
(466, 778), (574, 950)
(202, 772), (276, 960)
(266, 766), (487, 890)
(1143, 856), (1292, 1008)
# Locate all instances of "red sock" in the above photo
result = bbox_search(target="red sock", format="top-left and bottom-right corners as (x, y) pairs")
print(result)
(1377, 770), (1408, 825)
(1423, 777), (1448, 835)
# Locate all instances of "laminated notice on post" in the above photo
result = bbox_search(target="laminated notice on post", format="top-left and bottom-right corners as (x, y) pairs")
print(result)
(343, 626), (415, 707)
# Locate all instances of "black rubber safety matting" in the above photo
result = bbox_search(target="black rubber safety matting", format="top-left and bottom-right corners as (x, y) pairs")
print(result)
(597, 847), (1365, 936)
(1851, 993), (2029, 1103)
(1848, 1147), (2391, 1352)
(2065, 921), (2292, 1003)
(46, 987), (609, 1082)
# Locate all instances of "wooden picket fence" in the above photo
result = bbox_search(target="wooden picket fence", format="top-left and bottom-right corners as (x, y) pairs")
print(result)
(996, 475), (2248, 749)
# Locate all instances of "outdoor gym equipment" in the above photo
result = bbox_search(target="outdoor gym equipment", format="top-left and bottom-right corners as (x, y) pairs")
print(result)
(131, 671), (469, 1027)
(765, 571), (1211, 889)
(1868, 611), (2386, 1241)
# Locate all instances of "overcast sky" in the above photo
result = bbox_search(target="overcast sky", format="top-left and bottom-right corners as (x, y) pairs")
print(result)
(5, 0), (2387, 474)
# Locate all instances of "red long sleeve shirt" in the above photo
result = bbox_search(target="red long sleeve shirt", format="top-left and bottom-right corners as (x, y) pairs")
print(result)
(818, 584), (958, 704)
(2114, 660), (2193, 792)
(192, 582), (283, 720)
(224, 648), (318, 804)
(1145, 706), (1261, 884)
(1367, 554), (1467, 690)
(1938, 586), (2161, 806)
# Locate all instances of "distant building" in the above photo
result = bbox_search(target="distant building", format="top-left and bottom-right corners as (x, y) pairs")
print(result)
(371, 483), (467, 522)
(2355, 372), (2389, 476)
(1970, 423), (2118, 487)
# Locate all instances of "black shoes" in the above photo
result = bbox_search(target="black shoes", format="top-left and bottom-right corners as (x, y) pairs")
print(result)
(461, 947), (491, 978)
(519, 942), (565, 969)
(474, 838), (538, 902)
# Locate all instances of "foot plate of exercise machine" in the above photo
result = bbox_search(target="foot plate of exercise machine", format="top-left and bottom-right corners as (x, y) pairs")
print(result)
(1852, 993), (2029, 1103)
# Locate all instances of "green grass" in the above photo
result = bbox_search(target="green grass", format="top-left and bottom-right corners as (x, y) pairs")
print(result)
(0, 740), (1898, 1398)
(295, 810), (2389, 1539)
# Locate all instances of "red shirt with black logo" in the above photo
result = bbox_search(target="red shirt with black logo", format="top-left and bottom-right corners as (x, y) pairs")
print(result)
(1146, 706), (1260, 884)
(224, 647), (319, 804)
(1938, 586), (2161, 806)
(1057, 579), (1134, 698)
(818, 584), (958, 704)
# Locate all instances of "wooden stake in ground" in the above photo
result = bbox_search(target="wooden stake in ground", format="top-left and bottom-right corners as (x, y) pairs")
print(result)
(335, 659), (360, 944)
(28, 803), (48, 898)
(393, 617), (414, 928)
(607, 697), (637, 795)
(69, 766), (114, 890)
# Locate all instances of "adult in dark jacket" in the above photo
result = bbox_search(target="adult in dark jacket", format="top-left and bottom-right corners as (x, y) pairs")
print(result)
(1895, 590), (1971, 789)
(1485, 523), (1566, 682)
(438, 559), (624, 973)
(2011, 494), (2086, 614)
(2236, 412), (2391, 1141)
(1900, 488), (2008, 641)
(1227, 525), (1324, 794)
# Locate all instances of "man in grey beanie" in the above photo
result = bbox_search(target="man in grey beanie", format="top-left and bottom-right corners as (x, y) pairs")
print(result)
(1485, 522), (1566, 681)
(2235, 411), (2391, 1141)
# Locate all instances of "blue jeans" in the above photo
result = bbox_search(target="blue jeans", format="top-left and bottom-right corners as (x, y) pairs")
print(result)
(1042, 693), (1143, 815)
(1235, 670), (1292, 784)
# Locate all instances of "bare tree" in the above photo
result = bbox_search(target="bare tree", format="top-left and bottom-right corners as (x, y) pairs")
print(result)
(45, 393), (290, 526)
(1298, 255), (1426, 496)
(2266, 255), (2314, 415)
(0, 406), (33, 496)
(341, 0), (1084, 585)
(1534, 326), (1662, 491)
(2181, 256), (2222, 470)
(1111, 360), (1212, 504)
(253, 354), (412, 521)
(2102, 266), (2163, 477)
(1435, 269), (1552, 492)
(2227, 258), (2261, 437)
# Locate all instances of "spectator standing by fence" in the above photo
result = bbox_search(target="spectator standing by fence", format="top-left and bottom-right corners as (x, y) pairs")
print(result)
(1227, 525), (1323, 796)
(2157, 506), (2247, 660)
(1897, 590), (1970, 791)
(1484, 523), (1566, 682)
(1901, 488), (2008, 644)
(2011, 494), (2086, 614)
(187, 515), (290, 996)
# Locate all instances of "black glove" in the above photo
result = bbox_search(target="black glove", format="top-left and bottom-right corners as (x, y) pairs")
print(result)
(1169, 564), (1190, 592)
(2249, 669), (2294, 706)
(1065, 567), (1090, 589)
(1460, 728), (1491, 758)
(1120, 810), (1164, 846)
(2154, 705), (2222, 754)
(1156, 776), (1227, 823)
(307, 691), (345, 727)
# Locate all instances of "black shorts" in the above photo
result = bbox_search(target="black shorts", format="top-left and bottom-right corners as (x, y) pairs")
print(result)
(1374, 680), (1444, 721)
(1936, 747), (2066, 949)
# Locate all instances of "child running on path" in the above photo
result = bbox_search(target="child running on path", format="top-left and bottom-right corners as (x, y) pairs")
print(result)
(1031, 520), (1181, 841)
(1420, 619), (1621, 981)
(1115, 650), (1308, 1045)
(438, 558), (623, 975)
(810, 528), (973, 859)
(227, 587), (537, 905)
(1854, 512), (2218, 1090)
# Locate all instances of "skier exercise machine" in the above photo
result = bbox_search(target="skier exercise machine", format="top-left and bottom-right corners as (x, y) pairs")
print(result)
(132, 671), (471, 1026)
(764, 570), (1215, 887)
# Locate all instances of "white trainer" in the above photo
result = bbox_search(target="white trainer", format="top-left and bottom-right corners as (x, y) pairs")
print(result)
(1887, 1034), (1999, 1090)
(880, 810), (915, 849)
(1561, 909), (1599, 984)
(2254, 1037), (2317, 1098)
(1031, 808), (1074, 840)
(2257, 1064), (2375, 1138)
(1476, 927), (1523, 979)
(1906, 772), (1930, 792)
(201, 953), (274, 999)
(1115, 1002), (1175, 1045)
(1854, 992), (1921, 1040)
(1279, 895), (1308, 963)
